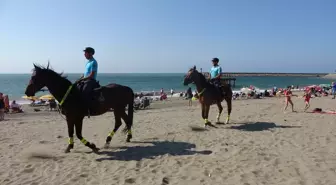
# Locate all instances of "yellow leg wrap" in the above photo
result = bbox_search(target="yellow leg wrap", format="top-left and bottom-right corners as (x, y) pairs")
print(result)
(80, 138), (88, 145)
(108, 131), (115, 137)
(204, 119), (208, 123)
(68, 137), (74, 145)
(127, 130), (132, 135)
(226, 115), (230, 123)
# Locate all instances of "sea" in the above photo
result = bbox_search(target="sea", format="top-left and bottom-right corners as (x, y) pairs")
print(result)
(0, 73), (333, 104)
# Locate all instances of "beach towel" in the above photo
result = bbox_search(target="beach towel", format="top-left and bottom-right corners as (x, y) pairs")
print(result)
(309, 108), (336, 114)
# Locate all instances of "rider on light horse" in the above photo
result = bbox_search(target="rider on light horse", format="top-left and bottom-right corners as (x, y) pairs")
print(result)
(209, 58), (224, 96)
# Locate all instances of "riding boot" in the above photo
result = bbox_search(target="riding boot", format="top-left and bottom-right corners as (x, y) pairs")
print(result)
(82, 95), (91, 118)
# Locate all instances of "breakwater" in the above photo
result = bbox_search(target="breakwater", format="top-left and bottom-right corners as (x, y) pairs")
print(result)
(220, 73), (328, 77)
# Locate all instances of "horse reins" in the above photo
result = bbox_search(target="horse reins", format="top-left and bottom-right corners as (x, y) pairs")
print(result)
(57, 84), (75, 121)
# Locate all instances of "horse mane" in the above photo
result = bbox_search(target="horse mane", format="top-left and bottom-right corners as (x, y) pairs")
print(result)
(194, 69), (208, 84)
(33, 63), (68, 79)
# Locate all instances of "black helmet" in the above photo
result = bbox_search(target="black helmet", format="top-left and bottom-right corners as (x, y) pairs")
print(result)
(83, 47), (95, 55)
(212, 58), (219, 63)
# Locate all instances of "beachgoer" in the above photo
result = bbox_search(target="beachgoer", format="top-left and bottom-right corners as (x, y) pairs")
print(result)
(0, 93), (5, 121)
(170, 88), (174, 97)
(10, 100), (22, 113)
(332, 82), (336, 99)
(160, 88), (164, 94)
(273, 85), (277, 96)
(303, 90), (311, 112)
(76, 47), (99, 113)
(186, 87), (193, 106)
(283, 87), (295, 112)
(3, 95), (9, 113)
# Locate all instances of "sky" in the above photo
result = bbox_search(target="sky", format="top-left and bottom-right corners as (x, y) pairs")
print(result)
(0, 0), (335, 73)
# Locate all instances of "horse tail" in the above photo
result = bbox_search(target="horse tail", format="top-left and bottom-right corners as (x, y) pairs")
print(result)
(128, 88), (134, 128)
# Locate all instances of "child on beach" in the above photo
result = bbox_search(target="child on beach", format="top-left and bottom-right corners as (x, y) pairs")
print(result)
(283, 87), (297, 112)
(303, 90), (311, 112)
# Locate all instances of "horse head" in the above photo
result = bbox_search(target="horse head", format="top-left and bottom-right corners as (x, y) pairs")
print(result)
(183, 65), (201, 86)
(24, 61), (56, 97)
(25, 64), (47, 96)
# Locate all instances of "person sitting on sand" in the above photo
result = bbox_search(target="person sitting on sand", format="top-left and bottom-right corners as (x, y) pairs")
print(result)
(283, 87), (297, 112)
(303, 90), (311, 112)
(10, 100), (23, 113)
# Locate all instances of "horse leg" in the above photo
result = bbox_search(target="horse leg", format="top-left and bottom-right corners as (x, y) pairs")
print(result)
(74, 118), (100, 153)
(120, 111), (132, 142)
(64, 118), (75, 153)
(204, 104), (211, 127)
(201, 103), (206, 123)
(104, 110), (122, 148)
(216, 101), (223, 123)
(225, 96), (232, 124)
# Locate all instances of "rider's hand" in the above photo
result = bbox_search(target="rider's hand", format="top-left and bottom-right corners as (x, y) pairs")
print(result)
(75, 79), (82, 84)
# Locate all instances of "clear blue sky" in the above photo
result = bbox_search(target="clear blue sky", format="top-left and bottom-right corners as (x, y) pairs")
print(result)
(0, 0), (335, 73)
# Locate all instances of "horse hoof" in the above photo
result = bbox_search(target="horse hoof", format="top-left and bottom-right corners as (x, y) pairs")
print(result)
(92, 147), (100, 153)
(204, 122), (211, 127)
(64, 144), (73, 153)
(92, 148), (100, 153)
(126, 135), (132, 142)
(104, 142), (110, 149)
(106, 136), (112, 143)
(90, 143), (100, 153)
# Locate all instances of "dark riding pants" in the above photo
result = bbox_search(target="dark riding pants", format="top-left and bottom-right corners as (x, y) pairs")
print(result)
(79, 79), (98, 109)
(210, 78), (224, 96)
(210, 78), (221, 87)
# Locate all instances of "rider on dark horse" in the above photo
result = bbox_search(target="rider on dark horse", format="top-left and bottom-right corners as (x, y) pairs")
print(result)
(76, 47), (100, 115)
(209, 57), (224, 96)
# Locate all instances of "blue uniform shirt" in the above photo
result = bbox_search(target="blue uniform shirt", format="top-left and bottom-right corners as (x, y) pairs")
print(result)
(332, 84), (336, 91)
(84, 58), (98, 80)
(210, 66), (222, 79)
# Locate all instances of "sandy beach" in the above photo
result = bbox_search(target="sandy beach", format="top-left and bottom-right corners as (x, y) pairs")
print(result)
(1, 95), (336, 185)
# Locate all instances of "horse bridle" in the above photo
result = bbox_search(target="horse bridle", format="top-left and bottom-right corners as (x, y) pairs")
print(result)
(185, 70), (206, 96)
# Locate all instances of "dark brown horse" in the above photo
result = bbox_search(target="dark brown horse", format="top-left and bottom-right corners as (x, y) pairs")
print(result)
(183, 66), (232, 126)
(25, 63), (134, 153)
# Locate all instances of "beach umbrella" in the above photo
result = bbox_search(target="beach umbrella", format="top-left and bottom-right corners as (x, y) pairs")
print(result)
(39, 94), (55, 100)
(22, 95), (38, 100)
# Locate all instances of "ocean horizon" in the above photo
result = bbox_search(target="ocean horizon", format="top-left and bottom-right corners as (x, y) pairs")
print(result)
(0, 73), (333, 102)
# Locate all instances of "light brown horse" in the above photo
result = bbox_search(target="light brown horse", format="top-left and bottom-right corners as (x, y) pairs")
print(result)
(183, 66), (232, 126)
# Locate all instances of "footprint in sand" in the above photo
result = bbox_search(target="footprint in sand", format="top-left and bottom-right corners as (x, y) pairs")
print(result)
(39, 140), (49, 144)
(79, 174), (88, 178)
(125, 178), (135, 184)
(162, 177), (169, 185)
(22, 164), (35, 173)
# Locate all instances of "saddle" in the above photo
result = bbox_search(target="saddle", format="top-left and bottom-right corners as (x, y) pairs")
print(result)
(209, 80), (226, 97)
(77, 80), (105, 115)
